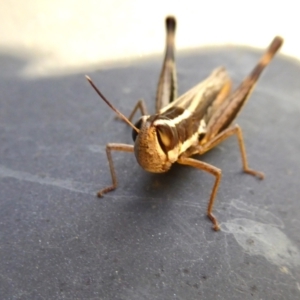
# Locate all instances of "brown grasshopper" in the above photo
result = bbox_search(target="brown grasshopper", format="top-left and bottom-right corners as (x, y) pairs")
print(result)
(86, 16), (283, 230)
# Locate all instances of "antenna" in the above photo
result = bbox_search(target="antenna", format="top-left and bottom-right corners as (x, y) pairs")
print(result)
(85, 76), (140, 133)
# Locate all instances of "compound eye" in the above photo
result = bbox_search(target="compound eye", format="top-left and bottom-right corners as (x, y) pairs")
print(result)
(156, 125), (177, 154)
(132, 117), (143, 141)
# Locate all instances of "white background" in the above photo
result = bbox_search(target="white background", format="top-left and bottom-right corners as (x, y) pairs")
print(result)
(1, 0), (299, 76)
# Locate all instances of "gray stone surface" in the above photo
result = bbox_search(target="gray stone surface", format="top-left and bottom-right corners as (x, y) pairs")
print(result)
(0, 46), (300, 299)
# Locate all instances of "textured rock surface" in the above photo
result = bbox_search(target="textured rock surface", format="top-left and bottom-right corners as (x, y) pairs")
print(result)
(0, 46), (300, 299)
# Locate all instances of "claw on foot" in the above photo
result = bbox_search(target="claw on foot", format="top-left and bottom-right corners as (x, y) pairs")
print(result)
(97, 186), (115, 198)
(212, 223), (220, 231)
(244, 169), (265, 180)
(97, 191), (104, 198)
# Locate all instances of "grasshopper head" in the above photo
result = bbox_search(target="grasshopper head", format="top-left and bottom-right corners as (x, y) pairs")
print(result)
(132, 115), (179, 173)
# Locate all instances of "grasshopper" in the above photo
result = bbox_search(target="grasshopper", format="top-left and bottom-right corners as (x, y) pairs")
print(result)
(86, 16), (283, 231)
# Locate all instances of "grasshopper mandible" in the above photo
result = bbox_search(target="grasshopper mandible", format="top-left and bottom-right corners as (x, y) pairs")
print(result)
(86, 16), (283, 230)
